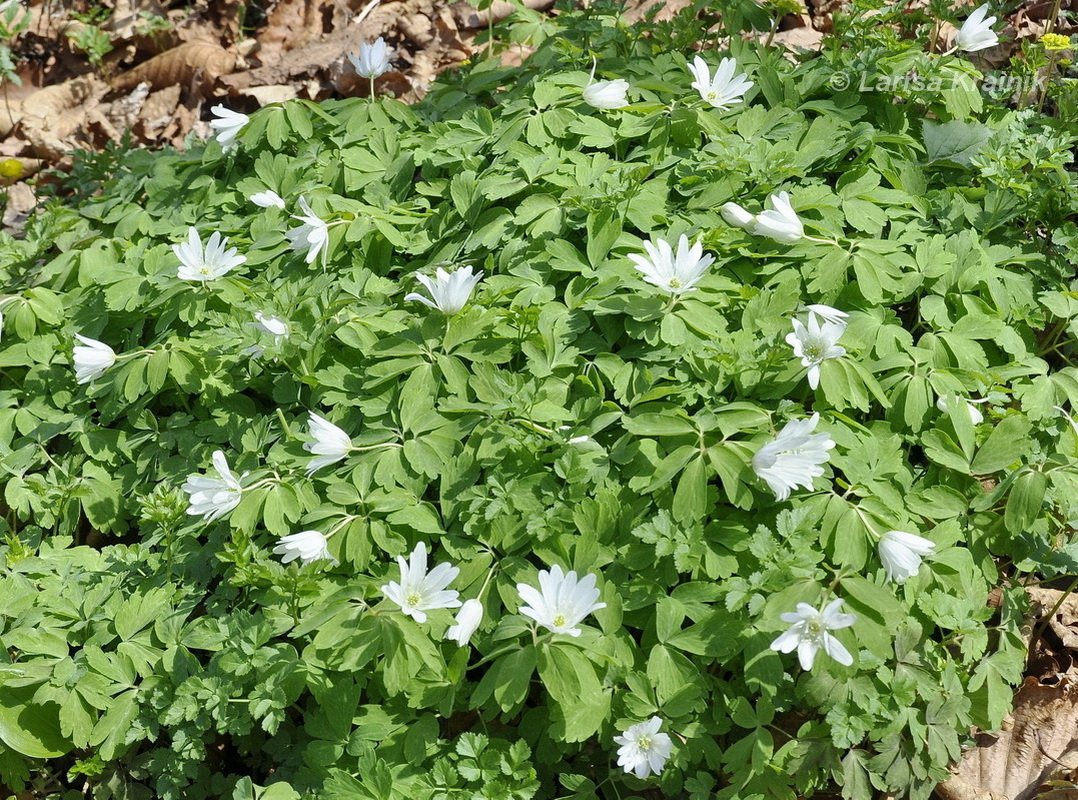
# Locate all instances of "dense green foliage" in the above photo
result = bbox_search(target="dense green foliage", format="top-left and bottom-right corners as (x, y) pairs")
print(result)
(2, 1), (1078, 798)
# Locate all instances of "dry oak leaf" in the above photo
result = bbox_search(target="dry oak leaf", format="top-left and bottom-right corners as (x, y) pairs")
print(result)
(937, 677), (1078, 800)
(111, 41), (238, 93)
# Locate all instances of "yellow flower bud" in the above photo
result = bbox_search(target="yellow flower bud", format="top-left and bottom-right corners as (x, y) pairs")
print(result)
(0, 159), (21, 180)
(1040, 32), (1072, 52)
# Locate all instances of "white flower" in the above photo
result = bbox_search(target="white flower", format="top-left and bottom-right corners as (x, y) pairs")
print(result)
(182, 450), (246, 521)
(955, 4), (998, 52)
(785, 314), (847, 390)
(250, 190), (285, 209)
(286, 197), (330, 265)
(804, 304), (849, 326)
(614, 717), (673, 779)
(250, 312), (289, 339)
(752, 413), (835, 501)
(687, 55), (753, 109)
(878, 530), (935, 584)
(583, 78), (630, 110)
(405, 266), (483, 315)
(627, 234), (715, 297)
(381, 542), (462, 623)
(208, 105), (248, 151)
(516, 564), (606, 637)
(273, 529), (338, 566)
(72, 334), (117, 385)
(936, 395), (985, 425)
(303, 412), (352, 475)
(770, 598), (856, 671)
(446, 598), (484, 646)
(348, 37), (393, 79)
(753, 191), (804, 243)
(721, 202), (757, 231)
(173, 227), (247, 282)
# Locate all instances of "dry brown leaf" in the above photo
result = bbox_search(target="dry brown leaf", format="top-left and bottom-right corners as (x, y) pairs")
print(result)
(620, 0), (693, 24)
(937, 678), (1078, 800)
(239, 84), (301, 105)
(1029, 587), (1078, 650)
(112, 41), (237, 93)
(259, 0), (328, 66)
(2, 182), (37, 237)
(450, 0), (556, 29)
(16, 74), (110, 160)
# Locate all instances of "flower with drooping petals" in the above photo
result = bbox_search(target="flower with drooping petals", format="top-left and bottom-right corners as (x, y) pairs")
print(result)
(752, 413), (835, 501)
(348, 37), (393, 79)
(208, 105), (248, 151)
(182, 450), (247, 521)
(687, 55), (753, 109)
(955, 4), (998, 52)
(405, 265), (483, 315)
(72, 334), (117, 385)
(303, 412), (352, 475)
(273, 529), (337, 566)
(878, 530), (935, 584)
(804, 304), (849, 326)
(173, 227), (247, 282)
(786, 313), (847, 390)
(770, 598), (856, 671)
(286, 197), (330, 265)
(381, 542), (462, 623)
(446, 598), (484, 646)
(753, 191), (804, 243)
(583, 78), (630, 110)
(516, 564), (606, 636)
(614, 717), (673, 779)
(250, 190), (285, 209)
(627, 234), (715, 297)
(936, 395), (985, 425)
(721, 201), (757, 231)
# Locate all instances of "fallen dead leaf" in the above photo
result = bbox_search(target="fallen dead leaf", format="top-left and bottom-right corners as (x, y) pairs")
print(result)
(112, 41), (238, 94)
(938, 677), (1078, 800)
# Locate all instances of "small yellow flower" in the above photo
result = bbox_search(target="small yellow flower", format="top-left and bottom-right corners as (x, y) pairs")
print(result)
(1040, 32), (1072, 52)
(1060, 57), (1073, 67)
(0, 159), (21, 180)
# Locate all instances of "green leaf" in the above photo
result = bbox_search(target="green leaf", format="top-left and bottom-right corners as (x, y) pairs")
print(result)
(971, 414), (1032, 475)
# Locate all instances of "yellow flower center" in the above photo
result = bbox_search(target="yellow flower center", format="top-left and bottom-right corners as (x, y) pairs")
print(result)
(406, 592), (421, 607)
(552, 613), (567, 628)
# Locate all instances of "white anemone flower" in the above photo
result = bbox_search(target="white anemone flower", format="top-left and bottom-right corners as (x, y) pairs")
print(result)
(583, 78), (630, 110)
(753, 191), (804, 243)
(804, 304), (850, 326)
(405, 265), (483, 315)
(303, 412), (352, 475)
(752, 413), (835, 501)
(446, 598), (484, 646)
(381, 542), (462, 623)
(687, 55), (753, 109)
(250, 190), (285, 209)
(878, 530), (936, 584)
(250, 312), (289, 339)
(286, 197), (330, 265)
(72, 334), (117, 385)
(182, 450), (247, 521)
(173, 227), (247, 282)
(786, 314), (847, 390)
(614, 717), (673, 779)
(348, 37), (393, 79)
(955, 4), (999, 52)
(516, 564), (606, 637)
(936, 395), (985, 425)
(273, 530), (338, 567)
(721, 201), (757, 231)
(627, 234), (715, 297)
(770, 598), (856, 671)
(208, 105), (249, 151)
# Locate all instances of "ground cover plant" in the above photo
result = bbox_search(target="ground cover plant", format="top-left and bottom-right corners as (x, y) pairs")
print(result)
(2, 0), (1078, 797)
